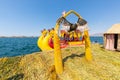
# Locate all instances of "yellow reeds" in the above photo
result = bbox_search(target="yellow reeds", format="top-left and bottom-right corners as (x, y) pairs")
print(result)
(54, 24), (63, 74)
(84, 30), (92, 61)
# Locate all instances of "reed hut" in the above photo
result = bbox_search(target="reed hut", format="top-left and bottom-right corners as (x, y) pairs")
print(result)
(104, 24), (120, 51)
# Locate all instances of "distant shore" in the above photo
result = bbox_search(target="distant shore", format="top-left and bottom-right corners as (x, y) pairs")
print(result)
(0, 36), (38, 38)
(0, 33), (103, 38)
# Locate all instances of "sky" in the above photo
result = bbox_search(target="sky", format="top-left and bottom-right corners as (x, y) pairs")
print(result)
(0, 0), (120, 36)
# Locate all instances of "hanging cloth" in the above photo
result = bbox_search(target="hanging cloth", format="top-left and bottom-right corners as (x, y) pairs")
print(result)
(62, 18), (71, 32)
(62, 17), (88, 32)
(76, 18), (89, 35)
(62, 18), (78, 32)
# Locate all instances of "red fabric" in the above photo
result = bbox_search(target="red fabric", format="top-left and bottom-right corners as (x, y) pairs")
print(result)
(60, 43), (68, 48)
(48, 38), (54, 48)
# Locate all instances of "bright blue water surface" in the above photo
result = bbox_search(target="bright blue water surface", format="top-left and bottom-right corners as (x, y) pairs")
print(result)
(90, 36), (103, 44)
(0, 37), (103, 57)
(0, 37), (40, 57)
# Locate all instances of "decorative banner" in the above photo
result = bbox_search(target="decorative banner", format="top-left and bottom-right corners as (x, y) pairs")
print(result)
(62, 24), (70, 32)
(77, 18), (87, 26)
(61, 17), (71, 32)
(77, 24), (89, 37)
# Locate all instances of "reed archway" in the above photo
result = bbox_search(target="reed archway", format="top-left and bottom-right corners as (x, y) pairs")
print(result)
(53, 10), (92, 74)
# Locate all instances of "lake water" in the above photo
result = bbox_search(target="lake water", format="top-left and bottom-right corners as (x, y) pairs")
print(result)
(0, 37), (103, 57)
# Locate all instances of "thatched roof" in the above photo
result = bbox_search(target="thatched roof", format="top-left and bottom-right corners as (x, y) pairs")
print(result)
(104, 24), (120, 34)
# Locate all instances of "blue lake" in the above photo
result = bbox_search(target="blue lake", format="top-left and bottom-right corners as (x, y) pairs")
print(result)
(0, 37), (103, 57)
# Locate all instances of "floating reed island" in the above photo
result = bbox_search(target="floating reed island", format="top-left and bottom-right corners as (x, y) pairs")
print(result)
(0, 44), (120, 80)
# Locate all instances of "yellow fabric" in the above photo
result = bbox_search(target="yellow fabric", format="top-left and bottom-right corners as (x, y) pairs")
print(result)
(61, 32), (65, 38)
(50, 29), (54, 35)
(42, 30), (48, 36)
(42, 34), (53, 51)
(37, 34), (44, 51)
(49, 29), (54, 37)
(69, 31), (74, 38)
(68, 41), (85, 45)
(78, 32), (81, 38)
(37, 30), (53, 51)
(74, 32), (77, 38)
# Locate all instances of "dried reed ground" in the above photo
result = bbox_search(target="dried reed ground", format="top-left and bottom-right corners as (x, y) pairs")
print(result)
(0, 44), (120, 80)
